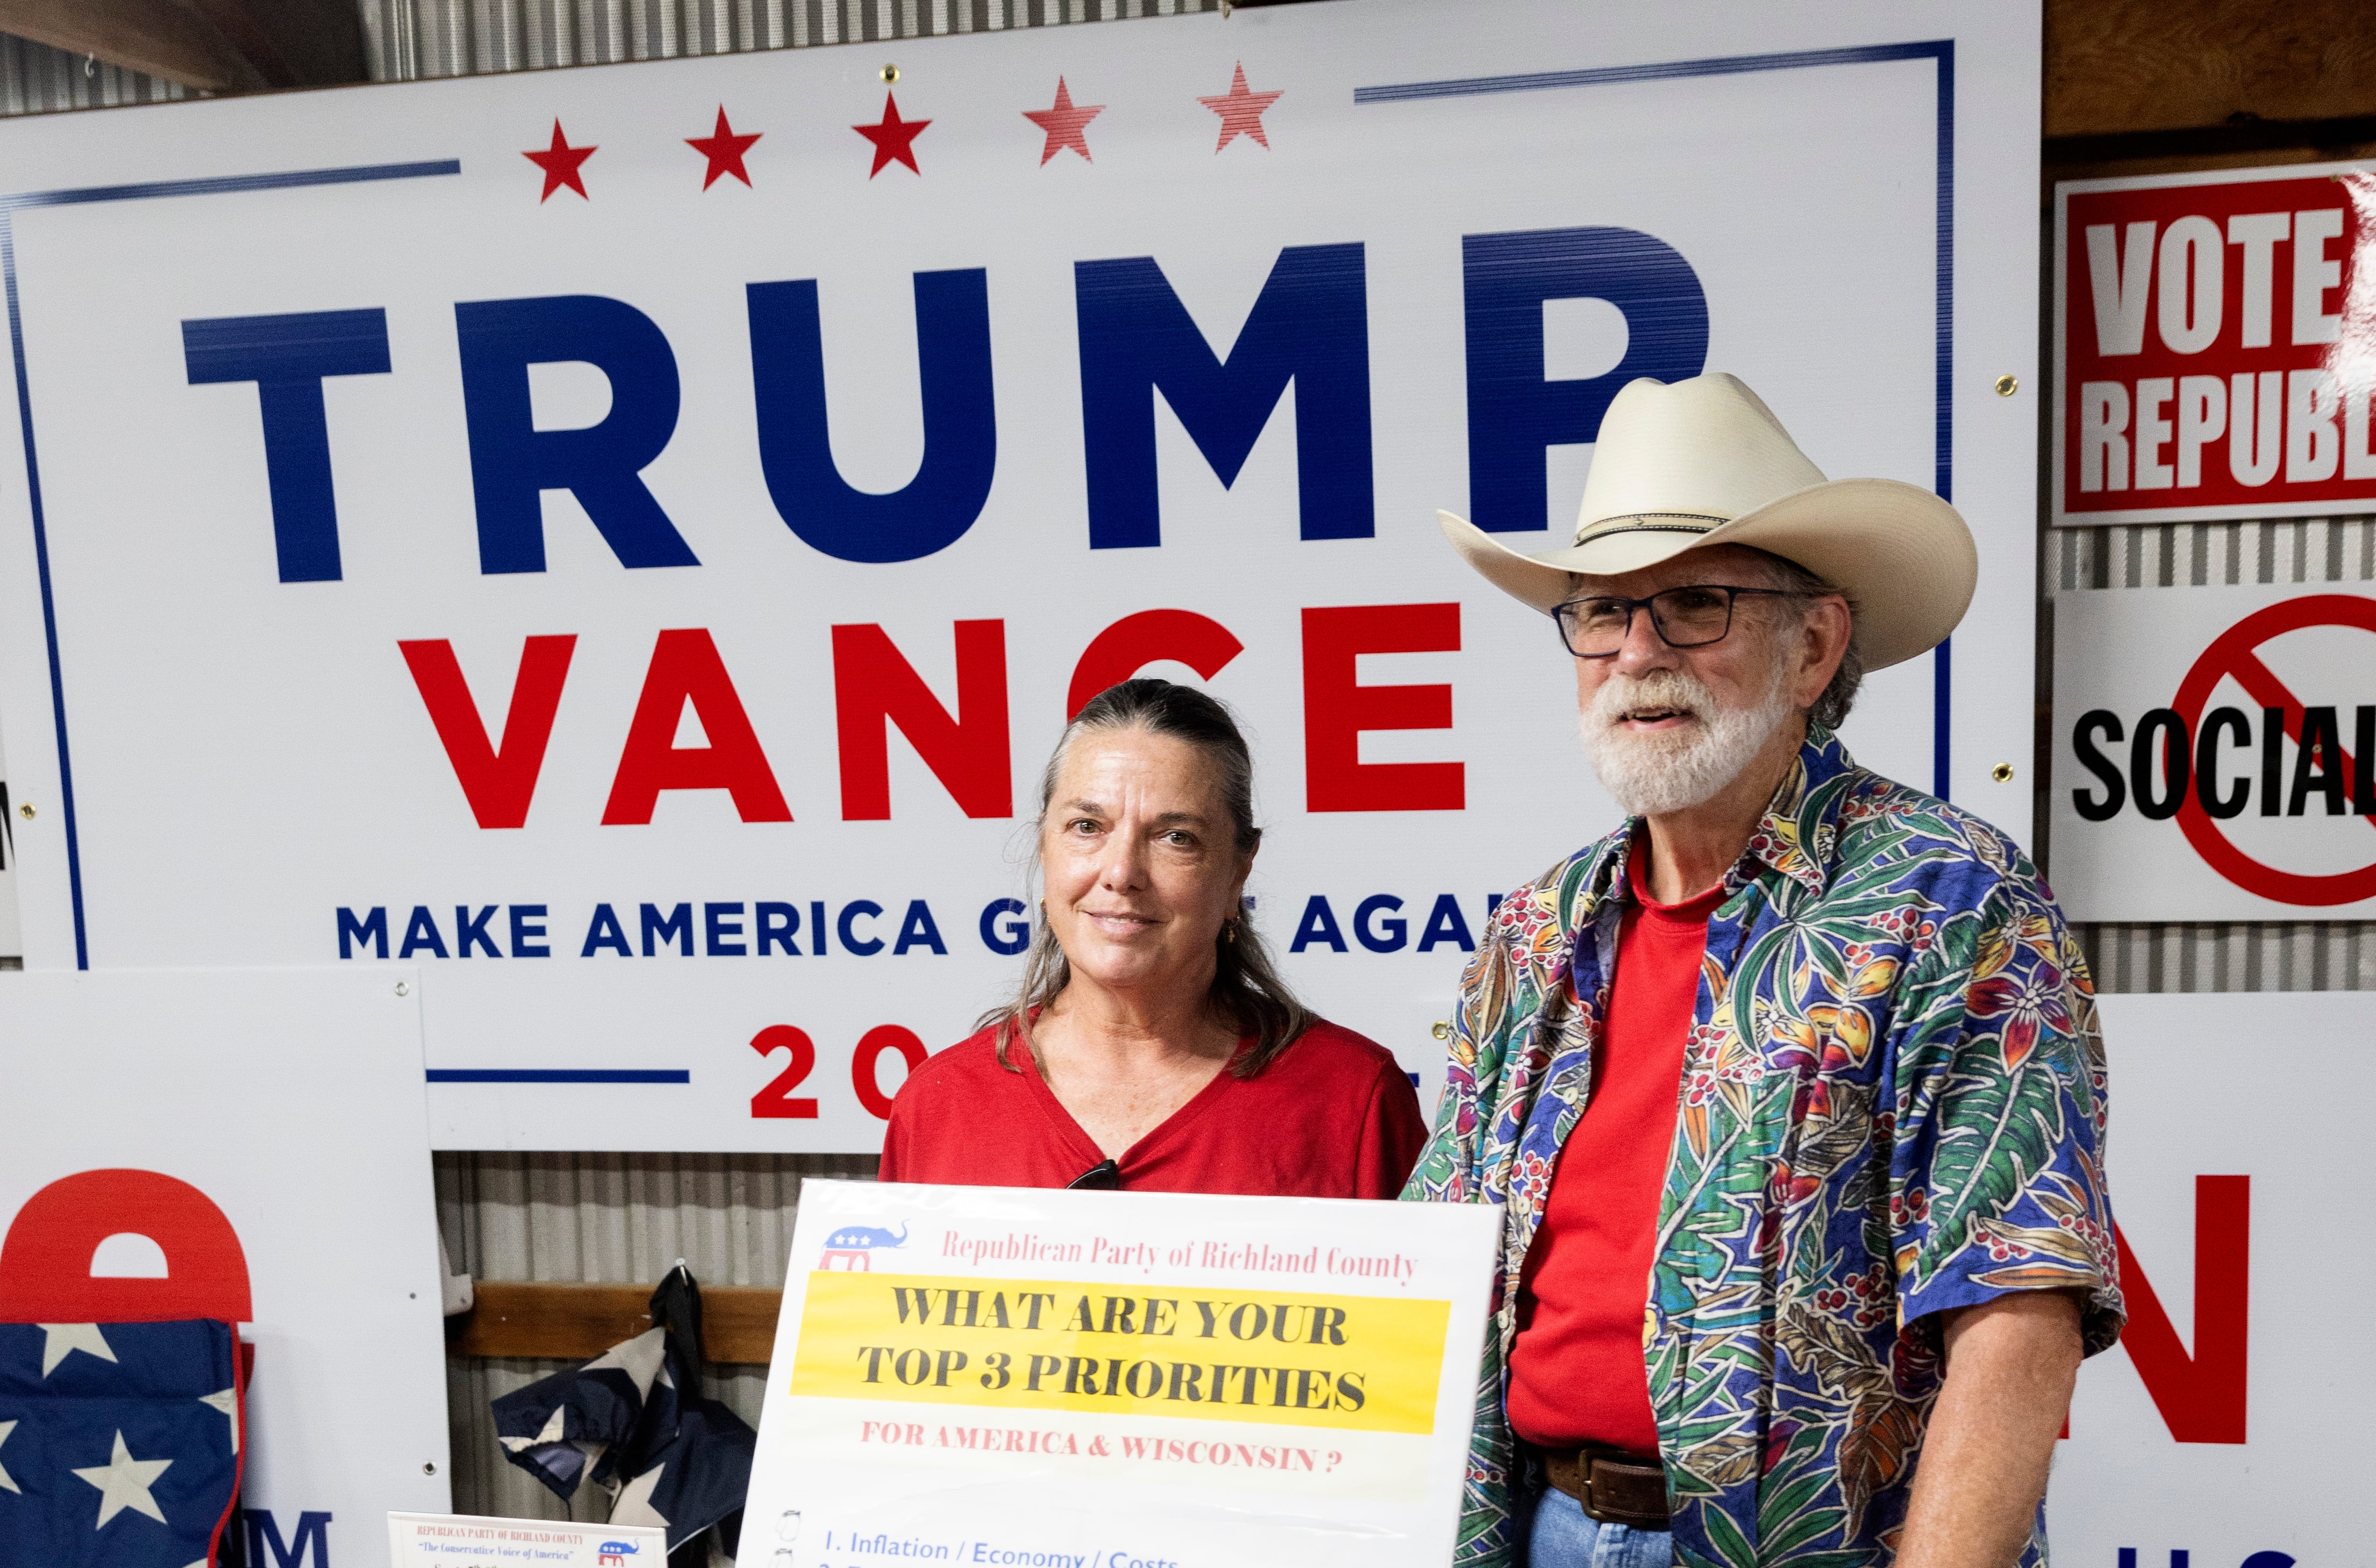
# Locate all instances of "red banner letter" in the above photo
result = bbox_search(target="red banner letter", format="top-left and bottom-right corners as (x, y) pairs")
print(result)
(398, 636), (576, 829)
(1066, 609), (1244, 719)
(2115, 1174), (2250, 1443)
(852, 1025), (929, 1120)
(0, 1169), (252, 1323)
(602, 629), (793, 824)
(1302, 603), (1464, 812)
(833, 621), (1011, 819)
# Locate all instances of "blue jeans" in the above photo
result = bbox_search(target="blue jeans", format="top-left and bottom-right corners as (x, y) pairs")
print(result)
(1524, 1487), (1674, 1568)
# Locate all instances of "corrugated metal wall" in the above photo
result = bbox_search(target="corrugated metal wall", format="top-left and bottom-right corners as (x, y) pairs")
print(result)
(0, 33), (185, 116)
(0, 0), (2368, 1529)
(436, 1152), (881, 1522)
(357, 0), (1225, 83)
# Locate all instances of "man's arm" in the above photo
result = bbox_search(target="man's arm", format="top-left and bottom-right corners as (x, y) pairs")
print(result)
(1894, 1291), (2085, 1568)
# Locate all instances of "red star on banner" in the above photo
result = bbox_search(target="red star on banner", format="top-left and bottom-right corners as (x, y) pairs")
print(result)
(854, 92), (930, 177)
(1197, 62), (1281, 152)
(1023, 77), (1104, 165)
(523, 119), (595, 201)
(687, 106), (762, 189)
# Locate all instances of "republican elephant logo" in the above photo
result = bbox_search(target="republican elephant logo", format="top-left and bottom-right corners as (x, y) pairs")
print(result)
(818, 1222), (908, 1272)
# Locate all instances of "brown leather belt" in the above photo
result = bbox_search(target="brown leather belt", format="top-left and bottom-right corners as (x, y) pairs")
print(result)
(1538, 1444), (1670, 1530)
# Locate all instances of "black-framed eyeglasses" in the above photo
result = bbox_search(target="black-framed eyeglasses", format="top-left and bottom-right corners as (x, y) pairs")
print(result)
(1552, 585), (1807, 659)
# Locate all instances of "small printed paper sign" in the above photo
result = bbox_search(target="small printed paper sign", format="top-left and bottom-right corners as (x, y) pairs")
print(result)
(743, 1181), (1500, 1568)
(387, 1513), (667, 1566)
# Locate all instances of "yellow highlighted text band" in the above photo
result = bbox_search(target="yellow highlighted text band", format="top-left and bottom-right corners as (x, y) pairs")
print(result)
(789, 1273), (1450, 1435)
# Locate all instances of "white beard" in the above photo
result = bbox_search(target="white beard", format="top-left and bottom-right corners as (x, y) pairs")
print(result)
(1579, 664), (1795, 817)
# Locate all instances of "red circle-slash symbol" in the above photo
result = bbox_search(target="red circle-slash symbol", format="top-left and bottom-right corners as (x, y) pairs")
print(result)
(2170, 594), (2376, 906)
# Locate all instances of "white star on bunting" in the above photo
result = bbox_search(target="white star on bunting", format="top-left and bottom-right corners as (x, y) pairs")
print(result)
(589, 1327), (668, 1393)
(499, 1405), (570, 1453)
(72, 1430), (173, 1529)
(38, 1322), (118, 1377)
(0, 1419), (18, 1494)
(609, 1459), (670, 1529)
(201, 1388), (240, 1452)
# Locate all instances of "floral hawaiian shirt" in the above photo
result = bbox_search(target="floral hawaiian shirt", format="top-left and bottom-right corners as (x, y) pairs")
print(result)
(1403, 726), (2123, 1568)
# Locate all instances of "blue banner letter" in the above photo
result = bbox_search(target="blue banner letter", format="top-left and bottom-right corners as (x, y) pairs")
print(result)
(183, 309), (391, 583)
(748, 269), (997, 564)
(1076, 244), (1372, 548)
(455, 295), (697, 574)
(1462, 227), (1709, 533)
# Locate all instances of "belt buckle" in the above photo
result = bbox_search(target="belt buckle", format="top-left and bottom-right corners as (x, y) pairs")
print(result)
(1581, 1451), (1668, 1531)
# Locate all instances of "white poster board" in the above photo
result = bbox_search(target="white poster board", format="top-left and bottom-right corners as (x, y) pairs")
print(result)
(743, 1180), (1497, 1567)
(0, 970), (451, 1568)
(2047, 583), (2376, 919)
(388, 1513), (665, 1567)
(0, 0), (2043, 1149)
(2051, 992), (2370, 1566)
(0, 726), (17, 960)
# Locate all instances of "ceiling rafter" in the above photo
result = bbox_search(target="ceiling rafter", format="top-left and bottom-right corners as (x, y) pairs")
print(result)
(0, 0), (362, 94)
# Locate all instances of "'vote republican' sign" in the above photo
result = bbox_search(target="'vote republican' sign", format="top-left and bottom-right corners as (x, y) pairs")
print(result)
(2053, 160), (2376, 526)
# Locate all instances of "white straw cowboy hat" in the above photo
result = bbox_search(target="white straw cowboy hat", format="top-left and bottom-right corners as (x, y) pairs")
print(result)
(1439, 373), (1977, 671)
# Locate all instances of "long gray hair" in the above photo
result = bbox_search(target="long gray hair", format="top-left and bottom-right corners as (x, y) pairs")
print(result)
(980, 678), (1313, 1079)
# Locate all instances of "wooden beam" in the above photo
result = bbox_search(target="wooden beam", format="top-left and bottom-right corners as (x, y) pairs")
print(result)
(2046, 0), (2376, 139)
(451, 1281), (785, 1366)
(0, 0), (263, 92)
(0, 0), (364, 94)
(182, 0), (363, 89)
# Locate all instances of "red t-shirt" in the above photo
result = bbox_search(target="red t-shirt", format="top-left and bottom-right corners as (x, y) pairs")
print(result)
(1505, 838), (1726, 1454)
(879, 1017), (1426, 1199)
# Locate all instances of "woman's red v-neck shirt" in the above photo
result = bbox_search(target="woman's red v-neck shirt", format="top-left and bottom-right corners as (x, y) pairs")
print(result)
(877, 1018), (1426, 1200)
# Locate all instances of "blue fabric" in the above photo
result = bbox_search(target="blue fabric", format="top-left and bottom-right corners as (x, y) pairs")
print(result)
(1526, 1489), (1673, 1568)
(0, 1319), (241, 1567)
(491, 1267), (754, 1560)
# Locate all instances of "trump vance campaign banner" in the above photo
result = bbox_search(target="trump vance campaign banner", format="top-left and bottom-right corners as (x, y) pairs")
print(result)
(0, 0), (2044, 1150)
(745, 1181), (1498, 1568)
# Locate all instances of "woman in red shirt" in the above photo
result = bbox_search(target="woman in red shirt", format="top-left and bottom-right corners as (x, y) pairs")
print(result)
(880, 679), (1423, 1199)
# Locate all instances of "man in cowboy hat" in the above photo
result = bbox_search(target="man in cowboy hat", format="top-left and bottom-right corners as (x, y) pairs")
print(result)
(1405, 374), (2122, 1568)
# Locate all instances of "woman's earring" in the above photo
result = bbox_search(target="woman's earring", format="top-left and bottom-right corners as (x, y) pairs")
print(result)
(1223, 919), (1237, 945)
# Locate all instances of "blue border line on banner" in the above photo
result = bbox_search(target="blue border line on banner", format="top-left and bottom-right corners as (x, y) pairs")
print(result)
(13, 48), (1969, 976)
(1355, 41), (1959, 800)
(426, 1070), (694, 1085)
(2, 158), (460, 968)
